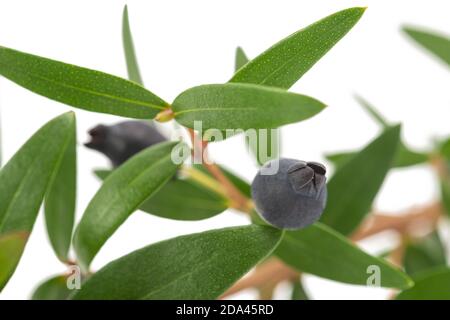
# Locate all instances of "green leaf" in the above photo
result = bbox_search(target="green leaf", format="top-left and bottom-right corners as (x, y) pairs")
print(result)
(0, 46), (168, 119)
(122, 5), (143, 85)
(0, 232), (28, 290)
(326, 142), (428, 170)
(235, 47), (249, 72)
(439, 137), (450, 160)
(403, 26), (450, 67)
(291, 278), (309, 300)
(0, 112), (75, 289)
(95, 169), (228, 221)
(354, 95), (388, 127)
(276, 223), (412, 289)
(72, 225), (282, 299)
(230, 7), (365, 89)
(440, 176), (450, 217)
(396, 268), (450, 300)
(172, 83), (326, 136)
(44, 120), (77, 262)
(403, 231), (447, 277)
(320, 126), (401, 235)
(74, 141), (187, 270)
(31, 275), (72, 300)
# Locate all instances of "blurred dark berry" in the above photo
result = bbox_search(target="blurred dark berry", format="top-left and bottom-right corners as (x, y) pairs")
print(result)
(251, 158), (327, 230)
(84, 121), (167, 167)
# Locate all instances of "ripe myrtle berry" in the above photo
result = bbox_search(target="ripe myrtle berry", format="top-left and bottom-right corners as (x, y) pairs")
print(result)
(251, 158), (327, 230)
(85, 121), (167, 167)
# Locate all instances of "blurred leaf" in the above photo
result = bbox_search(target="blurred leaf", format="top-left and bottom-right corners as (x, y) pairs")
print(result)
(0, 112), (75, 289)
(0, 46), (167, 119)
(440, 176), (450, 217)
(326, 142), (428, 170)
(230, 7), (365, 89)
(403, 26), (450, 67)
(439, 137), (450, 160)
(73, 225), (282, 299)
(403, 231), (447, 277)
(396, 268), (450, 299)
(44, 120), (77, 262)
(172, 83), (325, 136)
(291, 279), (309, 300)
(122, 5), (143, 85)
(94, 169), (228, 221)
(74, 141), (187, 270)
(0, 232), (28, 290)
(246, 128), (281, 166)
(354, 95), (388, 127)
(320, 126), (401, 235)
(31, 275), (72, 300)
(235, 47), (249, 72)
(275, 223), (412, 289)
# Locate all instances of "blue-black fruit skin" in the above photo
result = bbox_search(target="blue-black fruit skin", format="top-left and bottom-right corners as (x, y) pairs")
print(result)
(85, 121), (167, 167)
(251, 158), (327, 230)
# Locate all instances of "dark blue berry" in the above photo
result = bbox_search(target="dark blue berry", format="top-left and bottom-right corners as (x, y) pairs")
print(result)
(251, 158), (327, 230)
(84, 121), (167, 167)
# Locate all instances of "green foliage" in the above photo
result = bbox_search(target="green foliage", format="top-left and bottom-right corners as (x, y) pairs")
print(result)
(122, 5), (143, 85)
(396, 268), (450, 299)
(0, 113), (75, 289)
(291, 279), (309, 300)
(95, 169), (228, 221)
(172, 83), (325, 135)
(235, 47), (249, 72)
(320, 126), (401, 235)
(276, 223), (412, 289)
(44, 119), (77, 262)
(0, 232), (28, 290)
(0, 46), (167, 118)
(230, 7), (366, 88)
(403, 231), (447, 277)
(73, 225), (282, 299)
(74, 141), (187, 270)
(31, 275), (72, 300)
(403, 26), (450, 67)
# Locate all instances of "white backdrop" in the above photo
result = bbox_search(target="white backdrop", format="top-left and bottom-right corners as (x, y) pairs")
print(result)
(0, 0), (449, 299)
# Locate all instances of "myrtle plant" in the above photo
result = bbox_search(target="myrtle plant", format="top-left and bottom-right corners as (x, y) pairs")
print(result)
(0, 5), (448, 300)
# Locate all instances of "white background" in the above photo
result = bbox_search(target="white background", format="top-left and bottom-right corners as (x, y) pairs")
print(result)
(0, 0), (449, 299)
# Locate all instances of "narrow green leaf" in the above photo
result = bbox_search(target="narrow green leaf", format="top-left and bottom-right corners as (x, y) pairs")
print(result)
(326, 142), (428, 170)
(122, 5), (143, 85)
(72, 225), (282, 299)
(440, 176), (450, 217)
(246, 128), (281, 166)
(403, 231), (447, 277)
(439, 137), (450, 160)
(31, 275), (72, 300)
(396, 268), (450, 300)
(0, 112), (75, 289)
(172, 83), (326, 136)
(44, 120), (77, 262)
(95, 169), (228, 221)
(0, 231), (28, 290)
(235, 47), (249, 72)
(230, 7), (366, 88)
(276, 223), (412, 289)
(74, 141), (187, 270)
(403, 26), (450, 67)
(354, 95), (388, 127)
(291, 279), (309, 300)
(320, 126), (401, 235)
(0, 46), (168, 118)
